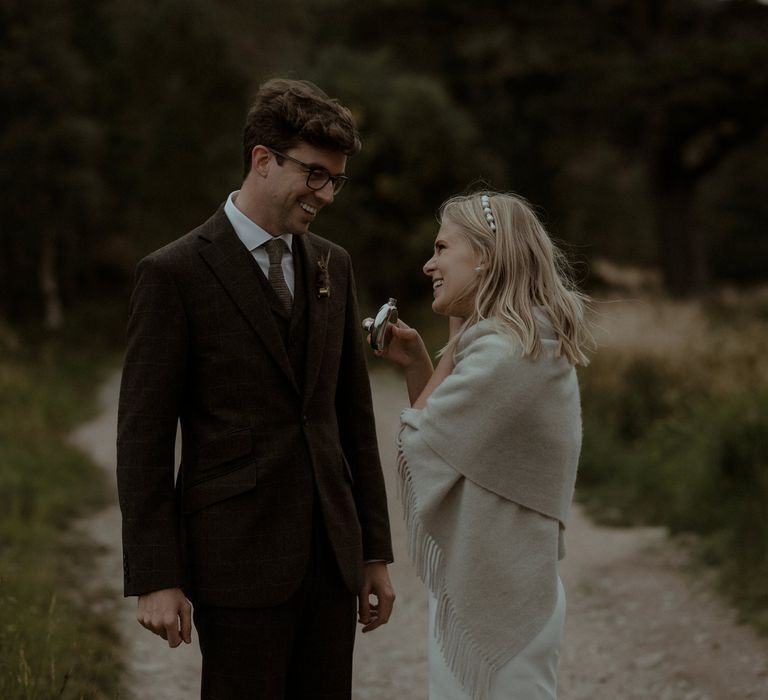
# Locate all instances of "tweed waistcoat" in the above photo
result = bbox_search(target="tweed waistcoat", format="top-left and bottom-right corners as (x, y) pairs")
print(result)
(251, 243), (309, 391)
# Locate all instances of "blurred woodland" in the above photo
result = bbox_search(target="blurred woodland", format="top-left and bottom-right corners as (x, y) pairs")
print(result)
(2, 0), (768, 331)
(2, 3), (768, 695)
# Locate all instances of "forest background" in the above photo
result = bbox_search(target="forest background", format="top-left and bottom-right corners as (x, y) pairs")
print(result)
(1, 0), (767, 697)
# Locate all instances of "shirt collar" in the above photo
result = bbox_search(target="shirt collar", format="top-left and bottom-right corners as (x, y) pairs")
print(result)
(224, 191), (293, 252)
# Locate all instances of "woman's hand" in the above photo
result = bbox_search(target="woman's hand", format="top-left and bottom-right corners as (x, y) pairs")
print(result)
(373, 320), (429, 369)
(371, 320), (435, 404)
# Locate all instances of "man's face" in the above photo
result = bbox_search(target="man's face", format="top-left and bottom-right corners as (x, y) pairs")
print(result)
(261, 143), (347, 236)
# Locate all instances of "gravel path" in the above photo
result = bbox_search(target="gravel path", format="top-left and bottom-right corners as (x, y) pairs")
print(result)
(71, 373), (202, 700)
(71, 369), (768, 699)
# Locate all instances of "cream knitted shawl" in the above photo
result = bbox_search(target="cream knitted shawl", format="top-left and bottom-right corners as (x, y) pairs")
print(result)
(397, 318), (581, 700)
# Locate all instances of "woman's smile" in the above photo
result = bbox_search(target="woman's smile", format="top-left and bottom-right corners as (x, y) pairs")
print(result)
(423, 221), (479, 318)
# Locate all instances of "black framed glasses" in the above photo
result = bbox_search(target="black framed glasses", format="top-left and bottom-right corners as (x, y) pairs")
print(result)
(267, 147), (349, 194)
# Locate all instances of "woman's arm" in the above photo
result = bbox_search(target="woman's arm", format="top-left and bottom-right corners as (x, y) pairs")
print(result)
(374, 320), (433, 404)
(412, 350), (453, 408)
(375, 317), (464, 407)
(412, 317), (462, 408)
(402, 351), (434, 405)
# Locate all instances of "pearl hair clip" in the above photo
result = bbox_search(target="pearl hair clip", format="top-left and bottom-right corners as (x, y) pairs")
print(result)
(481, 194), (496, 232)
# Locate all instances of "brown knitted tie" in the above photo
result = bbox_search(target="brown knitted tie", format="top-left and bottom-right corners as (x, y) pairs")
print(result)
(264, 238), (293, 314)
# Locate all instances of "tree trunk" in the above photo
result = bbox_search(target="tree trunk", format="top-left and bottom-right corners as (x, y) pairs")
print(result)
(653, 184), (708, 298)
(39, 229), (64, 330)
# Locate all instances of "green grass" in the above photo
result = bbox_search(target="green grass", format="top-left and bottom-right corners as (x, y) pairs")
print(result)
(578, 294), (768, 633)
(0, 302), (124, 699)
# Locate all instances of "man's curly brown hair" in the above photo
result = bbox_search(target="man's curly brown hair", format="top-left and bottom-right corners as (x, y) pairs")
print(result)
(242, 79), (361, 178)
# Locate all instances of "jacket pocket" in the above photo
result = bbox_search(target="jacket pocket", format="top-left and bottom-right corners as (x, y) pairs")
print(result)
(182, 459), (262, 515)
(187, 429), (253, 486)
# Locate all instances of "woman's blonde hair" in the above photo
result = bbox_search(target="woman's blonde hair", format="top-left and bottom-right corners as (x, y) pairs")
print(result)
(439, 191), (592, 365)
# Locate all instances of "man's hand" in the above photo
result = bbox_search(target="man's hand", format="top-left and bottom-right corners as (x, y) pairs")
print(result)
(137, 587), (192, 647)
(357, 562), (395, 634)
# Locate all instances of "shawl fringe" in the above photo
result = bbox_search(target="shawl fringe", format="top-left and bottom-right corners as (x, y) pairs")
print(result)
(397, 427), (499, 700)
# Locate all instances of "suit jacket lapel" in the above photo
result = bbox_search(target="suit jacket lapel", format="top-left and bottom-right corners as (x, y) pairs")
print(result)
(296, 234), (328, 408)
(197, 207), (299, 395)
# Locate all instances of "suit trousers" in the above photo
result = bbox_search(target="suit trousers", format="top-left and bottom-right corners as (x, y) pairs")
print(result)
(193, 512), (357, 700)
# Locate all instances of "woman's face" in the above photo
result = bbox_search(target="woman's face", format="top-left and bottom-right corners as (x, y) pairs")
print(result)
(423, 220), (480, 319)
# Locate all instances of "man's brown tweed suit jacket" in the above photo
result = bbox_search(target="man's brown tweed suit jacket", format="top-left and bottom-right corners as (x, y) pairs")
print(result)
(117, 205), (393, 607)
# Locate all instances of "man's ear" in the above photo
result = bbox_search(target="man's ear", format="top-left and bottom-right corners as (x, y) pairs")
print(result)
(251, 145), (271, 178)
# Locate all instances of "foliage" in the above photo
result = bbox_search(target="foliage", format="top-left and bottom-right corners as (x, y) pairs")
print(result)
(0, 0), (249, 326)
(303, 47), (504, 308)
(0, 0), (103, 322)
(699, 129), (768, 284)
(0, 305), (123, 698)
(306, 0), (768, 296)
(578, 295), (768, 630)
(1, 0), (768, 308)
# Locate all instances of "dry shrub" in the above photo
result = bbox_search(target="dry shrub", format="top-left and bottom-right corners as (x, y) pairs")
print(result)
(579, 289), (768, 631)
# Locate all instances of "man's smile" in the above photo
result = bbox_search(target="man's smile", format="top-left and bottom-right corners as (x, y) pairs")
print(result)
(299, 201), (318, 216)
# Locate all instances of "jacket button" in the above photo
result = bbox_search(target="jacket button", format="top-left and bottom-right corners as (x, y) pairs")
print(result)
(302, 415), (309, 426)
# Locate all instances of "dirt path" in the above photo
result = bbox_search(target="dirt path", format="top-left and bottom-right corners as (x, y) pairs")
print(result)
(71, 373), (202, 700)
(71, 370), (768, 699)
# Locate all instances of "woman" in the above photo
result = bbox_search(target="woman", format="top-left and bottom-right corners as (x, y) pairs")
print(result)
(376, 192), (591, 700)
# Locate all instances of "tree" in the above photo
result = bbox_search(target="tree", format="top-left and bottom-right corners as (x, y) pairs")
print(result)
(0, 0), (102, 327)
(303, 47), (504, 309)
(0, 0), (251, 327)
(306, 0), (768, 296)
(570, 0), (768, 295)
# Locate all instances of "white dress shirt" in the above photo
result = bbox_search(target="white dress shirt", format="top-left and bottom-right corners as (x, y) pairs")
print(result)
(224, 191), (294, 296)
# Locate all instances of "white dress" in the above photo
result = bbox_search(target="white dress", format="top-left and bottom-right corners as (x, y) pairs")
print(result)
(428, 577), (566, 700)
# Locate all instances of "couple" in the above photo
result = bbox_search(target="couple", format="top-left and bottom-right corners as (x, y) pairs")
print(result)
(116, 78), (590, 700)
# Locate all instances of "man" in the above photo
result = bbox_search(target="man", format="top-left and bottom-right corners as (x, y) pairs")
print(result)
(117, 78), (395, 699)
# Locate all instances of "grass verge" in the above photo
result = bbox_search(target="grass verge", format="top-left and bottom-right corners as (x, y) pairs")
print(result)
(578, 292), (768, 633)
(0, 301), (124, 699)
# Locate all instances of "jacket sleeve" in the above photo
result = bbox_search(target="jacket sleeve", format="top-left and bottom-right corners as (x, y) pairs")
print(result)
(334, 255), (394, 563)
(116, 255), (188, 596)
